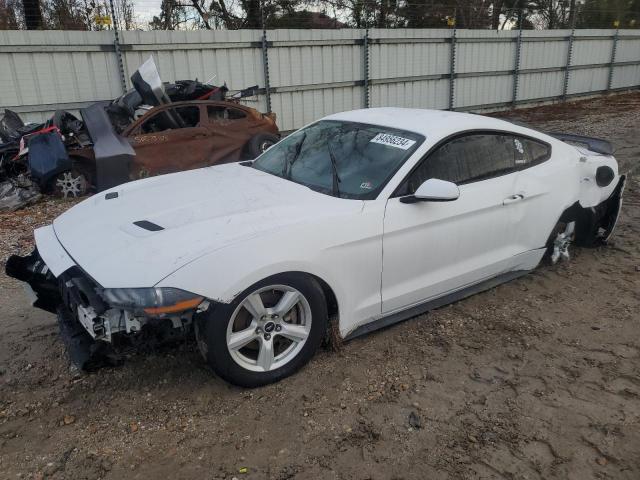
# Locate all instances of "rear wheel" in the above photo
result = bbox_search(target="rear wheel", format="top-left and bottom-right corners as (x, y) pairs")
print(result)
(199, 273), (327, 387)
(244, 133), (279, 159)
(544, 221), (575, 264)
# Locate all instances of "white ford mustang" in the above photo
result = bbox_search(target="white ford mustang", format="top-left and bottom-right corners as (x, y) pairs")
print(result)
(7, 109), (625, 387)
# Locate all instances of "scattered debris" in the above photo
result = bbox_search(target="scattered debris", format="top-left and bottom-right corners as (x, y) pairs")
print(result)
(0, 56), (279, 209)
(62, 415), (76, 425)
(0, 177), (41, 212)
(408, 411), (422, 429)
(26, 131), (71, 188)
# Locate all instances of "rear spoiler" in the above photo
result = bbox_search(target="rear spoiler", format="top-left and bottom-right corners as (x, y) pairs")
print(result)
(548, 133), (614, 156)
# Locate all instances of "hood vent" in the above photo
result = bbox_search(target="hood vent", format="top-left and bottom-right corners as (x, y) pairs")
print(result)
(133, 220), (164, 232)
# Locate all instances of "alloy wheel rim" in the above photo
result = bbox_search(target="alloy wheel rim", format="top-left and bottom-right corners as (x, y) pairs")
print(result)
(226, 285), (312, 372)
(55, 171), (86, 198)
(260, 141), (274, 152)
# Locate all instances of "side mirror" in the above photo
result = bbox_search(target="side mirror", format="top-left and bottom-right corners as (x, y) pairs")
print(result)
(400, 178), (460, 204)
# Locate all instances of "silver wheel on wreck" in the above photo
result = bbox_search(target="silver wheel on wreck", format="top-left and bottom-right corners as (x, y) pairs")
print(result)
(54, 171), (90, 198)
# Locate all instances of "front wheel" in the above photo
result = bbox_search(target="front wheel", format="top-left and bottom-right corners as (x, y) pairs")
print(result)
(198, 273), (327, 387)
(50, 164), (93, 198)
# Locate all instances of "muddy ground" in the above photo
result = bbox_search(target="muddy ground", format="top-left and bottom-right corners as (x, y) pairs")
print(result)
(0, 92), (639, 480)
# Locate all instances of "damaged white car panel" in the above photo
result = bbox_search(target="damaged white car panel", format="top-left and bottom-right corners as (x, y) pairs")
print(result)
(33, 225), (75, 276)
(6, 108), (625, 386)
(157, 112), (621, 335)
(50, 164), (367, 289)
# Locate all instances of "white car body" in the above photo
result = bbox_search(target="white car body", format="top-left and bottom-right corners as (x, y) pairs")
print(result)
(24, 109), (622, 341)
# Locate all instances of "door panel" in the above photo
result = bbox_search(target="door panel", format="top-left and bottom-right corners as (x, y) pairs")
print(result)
(203, 105), (255, 162)
(382, 174), (518, 314)
(508, 157), (570, 254)
(128, 105), (217, 178)
(380, 131), (536, 315)
(130, 127), (214, 177)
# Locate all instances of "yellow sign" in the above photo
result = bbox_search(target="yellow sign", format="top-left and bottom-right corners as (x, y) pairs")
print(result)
(94, 15), (112, 26)
(613, 20), (620, 27)
(447, 17), (456, 27)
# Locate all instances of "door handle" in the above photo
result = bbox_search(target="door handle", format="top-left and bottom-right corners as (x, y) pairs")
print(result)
(503, 194), (524, 205)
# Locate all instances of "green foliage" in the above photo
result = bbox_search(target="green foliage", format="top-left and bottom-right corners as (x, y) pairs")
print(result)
(577, 0), (639, 28)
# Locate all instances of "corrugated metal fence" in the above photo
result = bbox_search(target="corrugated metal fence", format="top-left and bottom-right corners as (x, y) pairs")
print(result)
(1, 28), (639, 131)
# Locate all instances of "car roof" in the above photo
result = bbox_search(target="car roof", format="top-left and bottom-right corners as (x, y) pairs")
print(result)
(323, 108), (544, 142)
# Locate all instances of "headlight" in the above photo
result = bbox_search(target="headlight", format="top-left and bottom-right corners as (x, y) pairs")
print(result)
(99, 287), (203, 315)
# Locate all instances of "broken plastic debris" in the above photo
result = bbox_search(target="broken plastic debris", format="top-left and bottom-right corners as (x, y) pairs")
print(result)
(0, 178), (41, 212)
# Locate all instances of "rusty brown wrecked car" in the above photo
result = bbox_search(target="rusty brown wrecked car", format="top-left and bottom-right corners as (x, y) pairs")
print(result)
(0, 57), (280, 201)
(62, 100), (279, 195)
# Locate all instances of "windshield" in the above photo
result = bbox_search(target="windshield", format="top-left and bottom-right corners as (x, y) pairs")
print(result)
(251, 120), (424, 199)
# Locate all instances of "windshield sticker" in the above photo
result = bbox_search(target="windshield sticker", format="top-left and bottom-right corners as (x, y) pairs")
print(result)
(370, 133), (416, 150)
(360, 181), (373, 190)
(514, 138), (524, 154)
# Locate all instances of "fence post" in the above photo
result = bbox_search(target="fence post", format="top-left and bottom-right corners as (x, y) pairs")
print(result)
(363, 28), (370, 108)
(562, 29), (575, 99)
(512, 27), (523, 106)
(108, 0), (127, 94)
(607, 29), (619, 91)
(260, 6), (272, 113)
(448, 29), (457, 110)
(260, 30), (271, 113)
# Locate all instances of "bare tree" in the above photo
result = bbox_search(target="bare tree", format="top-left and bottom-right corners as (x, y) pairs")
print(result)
(0, 0), (21, 28)
(23, 0), (44, 28)
(43, 0), (87, 28)
(119, 0), (135, 29)
(150, 0), (195, 29)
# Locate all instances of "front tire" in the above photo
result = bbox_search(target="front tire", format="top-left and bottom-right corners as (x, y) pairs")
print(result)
(199, 273), (327, 387)
(50, 160), (94, 198)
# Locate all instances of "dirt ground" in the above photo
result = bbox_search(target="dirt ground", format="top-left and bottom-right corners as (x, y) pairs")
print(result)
(0, 92), (639, 480)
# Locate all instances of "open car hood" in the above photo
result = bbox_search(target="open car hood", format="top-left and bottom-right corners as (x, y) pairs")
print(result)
(52, 163), (353, 288)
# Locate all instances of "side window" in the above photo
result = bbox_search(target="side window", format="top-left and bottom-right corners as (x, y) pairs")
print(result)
(405, 134), (518, 193)
(208, 106), (247, 123)
(513, 137), (551, 169)
(139, 106), (200, 134)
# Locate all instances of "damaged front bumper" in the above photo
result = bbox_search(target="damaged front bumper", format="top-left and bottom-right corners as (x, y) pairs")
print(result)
(5, 249), (61, 313)
(5, 231), (205, 370)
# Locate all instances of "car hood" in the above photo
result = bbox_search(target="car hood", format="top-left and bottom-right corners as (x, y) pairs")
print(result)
(53, 163), (360, 288)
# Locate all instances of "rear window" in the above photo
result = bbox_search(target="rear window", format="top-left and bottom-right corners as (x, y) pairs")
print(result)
(513, 137), (551, 168)
(208, 106), (247, 122)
